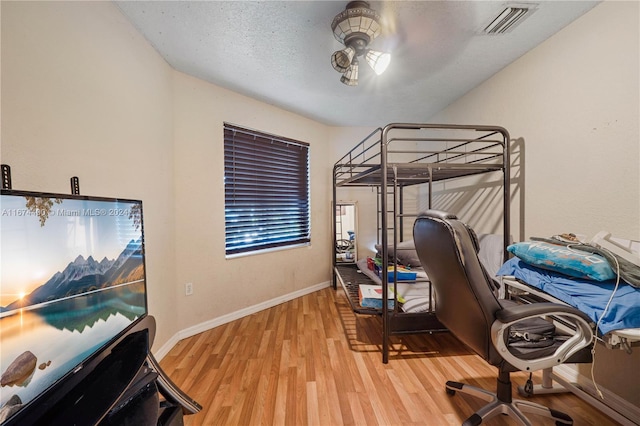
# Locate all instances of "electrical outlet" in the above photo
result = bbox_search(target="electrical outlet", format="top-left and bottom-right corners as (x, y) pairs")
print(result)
(185, 282), (193, 296)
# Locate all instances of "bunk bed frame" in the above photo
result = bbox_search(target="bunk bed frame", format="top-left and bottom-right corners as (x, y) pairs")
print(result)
(332, 123), (511, 363)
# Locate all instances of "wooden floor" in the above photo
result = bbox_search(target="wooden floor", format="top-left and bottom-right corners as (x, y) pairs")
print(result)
(159, 286), (620, 425)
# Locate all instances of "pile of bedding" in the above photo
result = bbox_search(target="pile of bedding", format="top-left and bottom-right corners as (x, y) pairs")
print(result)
(357, 234), (506, 313)
(497, 238), (640, 334)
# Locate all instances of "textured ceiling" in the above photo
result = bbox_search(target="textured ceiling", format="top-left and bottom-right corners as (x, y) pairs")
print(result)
(115, 1), (599, 127)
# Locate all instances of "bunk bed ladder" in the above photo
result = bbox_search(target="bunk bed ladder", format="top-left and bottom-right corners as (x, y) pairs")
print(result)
(376, 187), (406, 244)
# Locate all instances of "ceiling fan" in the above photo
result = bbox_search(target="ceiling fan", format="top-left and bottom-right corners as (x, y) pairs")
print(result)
(330, 1), (391, 86)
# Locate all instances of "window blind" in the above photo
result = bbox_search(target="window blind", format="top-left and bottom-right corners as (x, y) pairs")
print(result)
(224, 123), (310, 255)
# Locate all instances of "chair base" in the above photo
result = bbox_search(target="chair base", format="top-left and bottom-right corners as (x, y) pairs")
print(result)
(446, 379), (573, 426)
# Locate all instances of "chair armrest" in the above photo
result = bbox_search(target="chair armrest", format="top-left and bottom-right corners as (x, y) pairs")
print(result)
(496, 302), (593, 325)
(491, 303), (594, 372)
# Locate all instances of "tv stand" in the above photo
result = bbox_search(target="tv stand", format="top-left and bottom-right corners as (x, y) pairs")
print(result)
(3, 316), (201, 426)
(99, 316), (202, 426)
(146, 353), (202, 416)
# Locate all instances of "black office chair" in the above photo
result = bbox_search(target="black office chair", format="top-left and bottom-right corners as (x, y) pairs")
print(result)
(413, 210), (594, 426)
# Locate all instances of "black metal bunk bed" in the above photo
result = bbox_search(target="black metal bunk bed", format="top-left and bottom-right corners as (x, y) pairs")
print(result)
(332, 123), (511, 363)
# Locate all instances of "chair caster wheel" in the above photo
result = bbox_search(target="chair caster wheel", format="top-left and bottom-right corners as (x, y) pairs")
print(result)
(524, 379), (534, 396)
(446, 388), (456, 396)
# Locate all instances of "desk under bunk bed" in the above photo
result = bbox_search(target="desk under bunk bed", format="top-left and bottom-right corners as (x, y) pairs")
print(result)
(332, 123), (512, 363)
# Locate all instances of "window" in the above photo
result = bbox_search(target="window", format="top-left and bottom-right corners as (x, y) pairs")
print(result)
(224, 123), (310, 256)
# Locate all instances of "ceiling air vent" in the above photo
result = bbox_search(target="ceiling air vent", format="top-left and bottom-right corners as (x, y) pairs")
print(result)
(483, 4), (538, 34)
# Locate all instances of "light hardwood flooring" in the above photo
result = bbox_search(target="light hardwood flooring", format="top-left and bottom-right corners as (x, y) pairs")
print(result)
(159, 286), (620, 425)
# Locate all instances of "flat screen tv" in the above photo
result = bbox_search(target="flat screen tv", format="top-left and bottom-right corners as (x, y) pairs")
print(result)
(0, 189), (148, 424)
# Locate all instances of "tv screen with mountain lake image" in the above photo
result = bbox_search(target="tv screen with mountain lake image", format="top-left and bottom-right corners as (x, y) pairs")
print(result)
(0, 190), (148, 423)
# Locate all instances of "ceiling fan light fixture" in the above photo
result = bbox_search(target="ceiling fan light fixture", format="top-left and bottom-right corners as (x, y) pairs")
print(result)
(330, 1), (390, 86)
(340, 59), (359, 86)
(331, 46), (356, 73)
(365, 50), (391, 75)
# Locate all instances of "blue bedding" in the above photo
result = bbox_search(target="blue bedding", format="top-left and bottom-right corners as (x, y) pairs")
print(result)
(497, 257), (640, 335)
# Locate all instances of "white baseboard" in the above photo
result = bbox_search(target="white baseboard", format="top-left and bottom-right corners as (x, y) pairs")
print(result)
(554, 364), (580, 382)
(554, 364), (640, 424)
(153, 281), (331, 360)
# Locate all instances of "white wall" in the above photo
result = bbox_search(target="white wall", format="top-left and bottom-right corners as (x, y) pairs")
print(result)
(1, 1), (333, 352)
(1, 1), (177, 346)
(430, 1), (639, 243)
(172, 72), (332, 331)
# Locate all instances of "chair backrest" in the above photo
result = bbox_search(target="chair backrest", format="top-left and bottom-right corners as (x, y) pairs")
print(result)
(413, 210), (503, 363)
